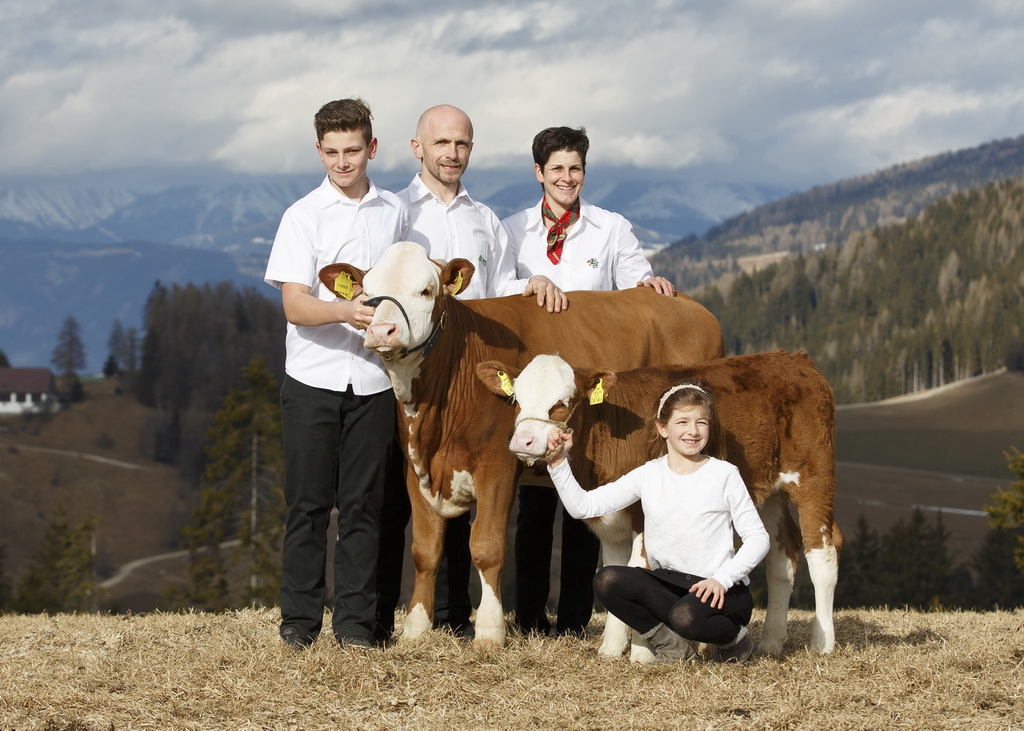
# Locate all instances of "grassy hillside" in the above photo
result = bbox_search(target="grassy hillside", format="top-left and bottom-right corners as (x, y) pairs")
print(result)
(1, 607), (1021, 730)
(0, 378), (195, 608)
(1, 368), (1021, 610)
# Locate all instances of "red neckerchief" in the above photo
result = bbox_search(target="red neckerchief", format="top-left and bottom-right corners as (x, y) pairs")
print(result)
(541, 196), (580, 265)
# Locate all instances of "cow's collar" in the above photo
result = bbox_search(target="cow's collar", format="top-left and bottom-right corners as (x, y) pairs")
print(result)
(364, 295), (448, 359)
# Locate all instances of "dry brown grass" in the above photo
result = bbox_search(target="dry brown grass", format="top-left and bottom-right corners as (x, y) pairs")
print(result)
(2, 608), (1022, 730)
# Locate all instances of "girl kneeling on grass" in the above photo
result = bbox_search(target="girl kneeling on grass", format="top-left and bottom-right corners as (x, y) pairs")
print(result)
(545, 381), (770, 664)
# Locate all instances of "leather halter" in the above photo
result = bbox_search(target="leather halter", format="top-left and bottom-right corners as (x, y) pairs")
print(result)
(363, 295), (448, 359)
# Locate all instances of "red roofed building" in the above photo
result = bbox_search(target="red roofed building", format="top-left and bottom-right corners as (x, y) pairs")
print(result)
(0, 368), (63, 416)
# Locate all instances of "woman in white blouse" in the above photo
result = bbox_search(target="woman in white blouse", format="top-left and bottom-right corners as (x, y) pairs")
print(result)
(502, 126), (675, 638)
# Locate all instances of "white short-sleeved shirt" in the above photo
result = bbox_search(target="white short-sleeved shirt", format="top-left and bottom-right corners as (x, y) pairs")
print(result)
(548, 456), (770, 590)
(501, 197), (654, 291)
(264, 176), (409, 393)
(399, 174), (526, 299)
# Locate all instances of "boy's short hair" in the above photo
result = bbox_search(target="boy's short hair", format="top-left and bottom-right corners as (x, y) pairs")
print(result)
(532, 126), (589, 170)
(314, 98), (373, 144)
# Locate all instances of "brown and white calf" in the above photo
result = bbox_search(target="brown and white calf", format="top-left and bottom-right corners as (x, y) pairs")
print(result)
(477, 350), (842, 657)
(318, 241), (725, 647)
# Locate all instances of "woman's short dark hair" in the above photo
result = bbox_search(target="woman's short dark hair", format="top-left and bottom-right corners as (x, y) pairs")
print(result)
(532, 126), (589, 170)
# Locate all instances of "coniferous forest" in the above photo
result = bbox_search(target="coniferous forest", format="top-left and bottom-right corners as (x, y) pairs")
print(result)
(690, 177), (1024, 404)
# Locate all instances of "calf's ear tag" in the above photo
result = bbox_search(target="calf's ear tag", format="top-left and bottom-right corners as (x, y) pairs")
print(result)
(497, 370), (515, 396)
(452, 271), (464, 296)
(589, 378), (605, 405)
(334, 272), (355, 300)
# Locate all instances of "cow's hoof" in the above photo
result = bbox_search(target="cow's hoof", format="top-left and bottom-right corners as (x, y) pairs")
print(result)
(629, 646), (656, 664)
(755, 638), (784, 657)
(472, 635), (505, 650)
(597, 640), (627, 658)
(401, 605), (432, 641)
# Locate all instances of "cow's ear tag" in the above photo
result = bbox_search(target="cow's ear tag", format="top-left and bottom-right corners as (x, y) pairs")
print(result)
(451, 271), (464, 296)
(589, 378), (605, 405)
(334, 272), (355, 300)
(497, 370), (515, 396)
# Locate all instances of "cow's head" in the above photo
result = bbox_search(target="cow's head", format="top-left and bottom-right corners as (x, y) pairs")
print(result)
(476, 354), (616, 465)
(319, 241), (474, 362)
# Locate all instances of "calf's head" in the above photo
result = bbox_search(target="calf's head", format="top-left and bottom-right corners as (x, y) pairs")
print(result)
(476, 354), (616, 465)
(318, 241), (474, 361)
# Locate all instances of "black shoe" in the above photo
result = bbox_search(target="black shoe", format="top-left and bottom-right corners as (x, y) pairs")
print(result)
(555, 624), (587, 639)
(280, 626), (315, 649)
(515, 614), (552, 636)
(372, 625), (395, 647)
(336, 635), (375, 650)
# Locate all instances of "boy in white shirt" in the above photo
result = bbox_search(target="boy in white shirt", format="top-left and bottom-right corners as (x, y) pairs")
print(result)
(264, 98), (408, 649)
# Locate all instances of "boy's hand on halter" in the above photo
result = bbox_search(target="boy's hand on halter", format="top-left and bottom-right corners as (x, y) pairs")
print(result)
(545, 429), (574, 467)
(689, 578), (726, 609)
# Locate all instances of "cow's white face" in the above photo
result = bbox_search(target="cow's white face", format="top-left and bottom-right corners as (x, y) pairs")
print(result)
(509, 354), (577, 464)
(362, 242), (440, 360)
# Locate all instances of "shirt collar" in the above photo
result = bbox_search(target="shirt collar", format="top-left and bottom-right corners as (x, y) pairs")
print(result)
(526, 196), (594, 231)
(408, 173), (471, 207)
(311, 175), (381, 208)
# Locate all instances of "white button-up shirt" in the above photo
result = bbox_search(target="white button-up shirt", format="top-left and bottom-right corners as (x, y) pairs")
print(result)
(501, 197), (654, 291)
(265, 176), (408, 394)
(399, 174), (526, 300)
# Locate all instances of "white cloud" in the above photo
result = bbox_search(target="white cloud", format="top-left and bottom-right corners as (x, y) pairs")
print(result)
(1, 0), (1023, 189)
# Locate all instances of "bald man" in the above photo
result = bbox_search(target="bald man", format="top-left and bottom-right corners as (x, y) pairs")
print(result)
(374, 106), (567, 643)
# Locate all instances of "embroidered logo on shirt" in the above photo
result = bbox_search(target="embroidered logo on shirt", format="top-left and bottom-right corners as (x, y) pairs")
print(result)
(586, 257), (599, 269)
(478, 255), (487, 268)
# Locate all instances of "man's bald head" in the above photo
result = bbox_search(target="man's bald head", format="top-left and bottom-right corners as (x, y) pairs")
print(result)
(412, 105), (475, 199)
(416, 105), (474, 141)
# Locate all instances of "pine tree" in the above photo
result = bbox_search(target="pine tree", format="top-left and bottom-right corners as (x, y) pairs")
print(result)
(834, 516), (882, 608)
(51, 315), (87, 377)
(0, 544), (12, 610)
(876, 509), (954, 608)
(964, 528), (1024, 609)
(12, 511), (99, 613)
(179, 357), (285, 609)
(984, 448), (1024, 571)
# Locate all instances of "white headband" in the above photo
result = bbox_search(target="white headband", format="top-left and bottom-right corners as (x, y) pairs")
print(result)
(656, 383), (708, 419)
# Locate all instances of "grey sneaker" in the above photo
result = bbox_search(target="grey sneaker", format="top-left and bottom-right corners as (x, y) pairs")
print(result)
(710, 628), (754, 663)
(640, 623), (698, 664)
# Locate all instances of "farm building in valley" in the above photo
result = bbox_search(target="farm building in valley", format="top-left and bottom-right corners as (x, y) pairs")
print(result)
(0, 368), (62, 416)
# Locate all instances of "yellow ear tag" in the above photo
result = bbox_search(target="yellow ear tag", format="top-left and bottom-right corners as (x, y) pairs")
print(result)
(333, 272), (355, 301)
(497, 370), (515, 397)
(589, 378), (605, 405)
(452, 271), (464, 296)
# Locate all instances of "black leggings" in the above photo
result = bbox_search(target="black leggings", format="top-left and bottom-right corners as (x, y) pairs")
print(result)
(594, 565), (753, 645)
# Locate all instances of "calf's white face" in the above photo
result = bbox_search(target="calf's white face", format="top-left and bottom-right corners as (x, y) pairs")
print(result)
(509, 355), (577, 463)
(361, 242), (440, 358)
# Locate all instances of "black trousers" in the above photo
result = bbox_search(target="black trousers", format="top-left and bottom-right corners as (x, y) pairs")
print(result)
(514, 483), (600, 635)
(594, 565), (753, 644)
(278, 376), (395, 643)
(375, 446), (473, 640)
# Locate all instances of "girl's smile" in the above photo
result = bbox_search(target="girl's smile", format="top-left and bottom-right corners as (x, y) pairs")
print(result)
(656, 405), (710, 472)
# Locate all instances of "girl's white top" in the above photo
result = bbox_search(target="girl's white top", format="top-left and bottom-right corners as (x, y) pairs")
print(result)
(548, 456), (770, 589)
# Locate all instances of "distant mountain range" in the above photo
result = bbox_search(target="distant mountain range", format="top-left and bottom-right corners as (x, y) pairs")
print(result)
(651, 133), (1024, 291)
(0, 166), (788, 372)
(3, 132), (1023, 373)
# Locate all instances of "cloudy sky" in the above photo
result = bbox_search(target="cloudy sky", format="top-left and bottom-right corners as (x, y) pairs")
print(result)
(3, 0), (1024, 190)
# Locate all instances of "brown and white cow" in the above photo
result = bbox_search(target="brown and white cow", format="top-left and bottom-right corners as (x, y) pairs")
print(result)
(476, 350), (842, 657)
(318, 241), (725, 647)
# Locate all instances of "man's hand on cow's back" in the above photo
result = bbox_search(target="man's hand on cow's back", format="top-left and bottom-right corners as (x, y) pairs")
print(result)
(523, 275), (569, 313)
(637, 277), (676, 296)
